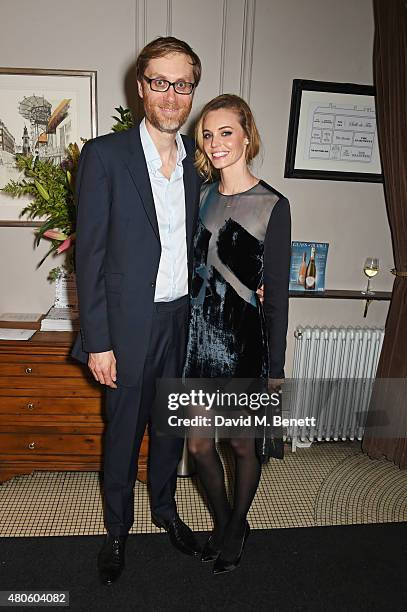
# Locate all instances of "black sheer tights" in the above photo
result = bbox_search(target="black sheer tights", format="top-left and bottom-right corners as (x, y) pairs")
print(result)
(188, 437), (261, 558)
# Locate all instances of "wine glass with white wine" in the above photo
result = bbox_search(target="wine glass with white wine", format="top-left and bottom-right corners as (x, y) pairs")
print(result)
(361, 257), (379, 295)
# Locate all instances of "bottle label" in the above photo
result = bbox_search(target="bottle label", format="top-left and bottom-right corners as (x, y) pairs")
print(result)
(305, 276), (315, 288)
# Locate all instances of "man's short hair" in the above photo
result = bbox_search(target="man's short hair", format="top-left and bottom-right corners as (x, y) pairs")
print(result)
(136, 36), (202, 86)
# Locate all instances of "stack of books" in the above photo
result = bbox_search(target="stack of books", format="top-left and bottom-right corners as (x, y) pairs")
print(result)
(40, 306), (79, 332)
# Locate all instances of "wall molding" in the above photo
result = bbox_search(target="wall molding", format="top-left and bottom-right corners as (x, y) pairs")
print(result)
(219, 0), (228, 94)
(135, 0), (147, 54)
(239, 0), (256, 102)
(166, 0), (172, 36)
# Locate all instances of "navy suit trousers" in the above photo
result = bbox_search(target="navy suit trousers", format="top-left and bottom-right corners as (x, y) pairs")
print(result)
(103, 296), (189, 536)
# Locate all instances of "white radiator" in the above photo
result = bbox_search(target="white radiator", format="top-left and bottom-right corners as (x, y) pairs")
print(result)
(287, 326), (385, 451)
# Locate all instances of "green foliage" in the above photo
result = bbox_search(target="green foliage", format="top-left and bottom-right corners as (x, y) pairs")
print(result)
(2, 151), (76, 235)
(111, 106), (135, 132)
(48, 267), (62, 282)
(1, 145), (79, 278)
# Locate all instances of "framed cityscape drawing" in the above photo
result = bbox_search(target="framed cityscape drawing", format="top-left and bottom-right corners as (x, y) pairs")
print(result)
(0, 67), (97, 226)
(284, 79), (382, 182)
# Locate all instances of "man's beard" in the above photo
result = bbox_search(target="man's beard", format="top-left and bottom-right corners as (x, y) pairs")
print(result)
(144, 98), (191, 134)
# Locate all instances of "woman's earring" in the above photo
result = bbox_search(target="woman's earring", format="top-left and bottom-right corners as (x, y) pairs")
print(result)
(244, 139), (249, 145)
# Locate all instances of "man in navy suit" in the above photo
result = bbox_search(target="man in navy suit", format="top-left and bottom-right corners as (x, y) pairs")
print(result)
(71, 37), (202, 584)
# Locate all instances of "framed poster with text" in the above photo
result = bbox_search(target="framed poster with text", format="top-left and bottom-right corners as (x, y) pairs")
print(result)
(284, 79), (382, 183)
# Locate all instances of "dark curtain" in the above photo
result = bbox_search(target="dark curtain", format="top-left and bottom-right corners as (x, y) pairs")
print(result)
(362, 0), (407, 468)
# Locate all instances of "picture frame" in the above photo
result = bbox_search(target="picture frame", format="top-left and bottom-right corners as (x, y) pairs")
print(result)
(0, 67), (97, 226)
(284, 79), (382, 183)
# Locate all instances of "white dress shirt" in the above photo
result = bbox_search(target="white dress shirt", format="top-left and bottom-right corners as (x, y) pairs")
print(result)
(139, 118), (188, 302)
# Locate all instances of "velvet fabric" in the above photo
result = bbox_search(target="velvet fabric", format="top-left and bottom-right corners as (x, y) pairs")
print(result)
(184, 180), (291, 382)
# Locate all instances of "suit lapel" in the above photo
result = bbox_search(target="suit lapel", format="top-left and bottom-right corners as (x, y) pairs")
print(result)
(122, 126), (160, 241)
(121, 126), (198, 252)
(182, 143), (198, 260)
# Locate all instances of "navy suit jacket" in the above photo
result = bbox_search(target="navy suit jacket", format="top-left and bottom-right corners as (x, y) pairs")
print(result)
(71, 123), (201, 385)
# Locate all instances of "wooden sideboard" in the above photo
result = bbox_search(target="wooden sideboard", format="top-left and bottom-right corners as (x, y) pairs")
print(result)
(0, 331), (148, 484)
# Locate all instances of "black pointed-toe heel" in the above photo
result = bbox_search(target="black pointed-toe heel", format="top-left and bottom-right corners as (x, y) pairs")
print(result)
(213, 523), (250, 575)
(201, 535), (221, 562)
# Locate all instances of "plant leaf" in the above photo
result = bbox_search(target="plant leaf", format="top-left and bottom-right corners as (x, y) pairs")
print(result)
(37, 242), (59, 268)
(34, 180), (50, 201)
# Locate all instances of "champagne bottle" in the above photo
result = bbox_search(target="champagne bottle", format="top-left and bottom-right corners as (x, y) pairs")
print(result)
(297, 252), (307, 286)
(305, 247), (316, 290)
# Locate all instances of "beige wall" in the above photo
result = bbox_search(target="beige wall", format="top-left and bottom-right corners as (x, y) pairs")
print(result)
(0, 0), (393, 374)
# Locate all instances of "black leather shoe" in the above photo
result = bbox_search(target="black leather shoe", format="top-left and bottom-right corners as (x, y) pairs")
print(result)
(213, 522), (250, 575)
(153, 514), (201, 556)
(97, 533), (126, 585)
(201, 535), (221, 563)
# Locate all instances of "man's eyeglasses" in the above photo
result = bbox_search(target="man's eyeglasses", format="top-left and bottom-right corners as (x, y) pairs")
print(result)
(143, 75), (195, 95)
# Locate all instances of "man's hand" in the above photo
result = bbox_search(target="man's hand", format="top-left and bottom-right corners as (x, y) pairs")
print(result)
(88, 350), (117, 388)
(256, 285), (264, 304)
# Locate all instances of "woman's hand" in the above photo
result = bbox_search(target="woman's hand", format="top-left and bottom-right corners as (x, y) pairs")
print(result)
(256, 285), (264, 304)
(268, 378), (283, 392)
